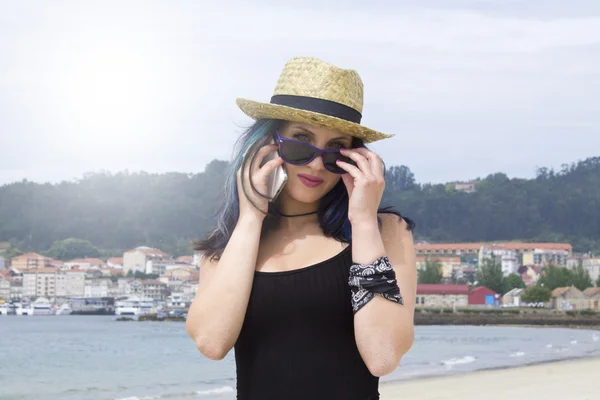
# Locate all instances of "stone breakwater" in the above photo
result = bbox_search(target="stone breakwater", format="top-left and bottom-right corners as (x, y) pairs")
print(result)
(415, 308), (600, 327)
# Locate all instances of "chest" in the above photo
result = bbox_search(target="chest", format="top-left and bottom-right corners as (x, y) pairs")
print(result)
(243, 252), (354, 334)
(255, 238), (348, 274)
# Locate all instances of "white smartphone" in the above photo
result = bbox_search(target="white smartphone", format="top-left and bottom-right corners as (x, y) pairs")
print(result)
(262, 138), (287, 201)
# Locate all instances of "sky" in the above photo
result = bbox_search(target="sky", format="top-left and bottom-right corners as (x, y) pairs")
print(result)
(1, 0), (599, 185)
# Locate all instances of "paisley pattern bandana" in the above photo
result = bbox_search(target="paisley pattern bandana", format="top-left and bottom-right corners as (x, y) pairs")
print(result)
(348, 256), (404, 313)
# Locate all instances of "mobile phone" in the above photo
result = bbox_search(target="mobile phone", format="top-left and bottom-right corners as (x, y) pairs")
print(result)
(262, 138), (287, 201)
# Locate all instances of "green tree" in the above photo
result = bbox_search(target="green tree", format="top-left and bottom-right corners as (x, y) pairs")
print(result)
(537, 263), (573, 291)
(1, 156), (600, 255)
(597, 275), (600, 288)
(476, 255), (505, 294)
(418, 258), (443, 284)
(503, 273), (526, 293)
(570, 260), (593, 291)
(133, 271), (159, 280)
(2, 245), (23, 263)
(521, 286), (552, 303)
(45, 238), (101, 261)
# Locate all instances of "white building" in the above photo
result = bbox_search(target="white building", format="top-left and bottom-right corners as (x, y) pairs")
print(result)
(502, 288), (525, 307)
(22, 269), (57, 298)
(84, 279), (111, 297)
(479, 246), (519, 276)
(55, 271), (85, 298)
(63, 258), (105, 270)
(123, 246), (171, 275)
(23, 269), (85, 298)
(0, 275), (10, 299)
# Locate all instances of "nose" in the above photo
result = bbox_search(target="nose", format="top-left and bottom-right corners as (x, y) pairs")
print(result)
(306, 154), (326, 172)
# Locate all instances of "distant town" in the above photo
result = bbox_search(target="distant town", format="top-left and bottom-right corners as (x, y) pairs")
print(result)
(1, 241), (599, 316)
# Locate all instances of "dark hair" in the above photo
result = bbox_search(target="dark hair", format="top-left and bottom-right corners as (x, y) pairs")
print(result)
(193, 119), (414, 261)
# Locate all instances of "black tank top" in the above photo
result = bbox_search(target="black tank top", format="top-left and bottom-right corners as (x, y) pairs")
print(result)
(233, 244), (380, 400)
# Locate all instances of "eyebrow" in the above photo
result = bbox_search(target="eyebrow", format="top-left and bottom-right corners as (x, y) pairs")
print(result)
(291, 125), (351, 143)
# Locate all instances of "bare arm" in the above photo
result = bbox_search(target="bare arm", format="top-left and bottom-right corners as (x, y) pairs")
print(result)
(185, 143), (283, 360)
(352, 214), (417, 376)
(185, 215), (263, 360)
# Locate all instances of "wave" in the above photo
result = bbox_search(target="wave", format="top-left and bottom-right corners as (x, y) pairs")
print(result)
(441, 356), (476, 368)
(510, 351), (526, 357)
(196, 386), (235, 396)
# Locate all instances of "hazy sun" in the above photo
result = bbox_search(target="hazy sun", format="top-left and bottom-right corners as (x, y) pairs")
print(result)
(58, 46), (154, 148)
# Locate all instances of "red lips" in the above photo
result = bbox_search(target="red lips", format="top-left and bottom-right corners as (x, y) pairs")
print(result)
(297, 174), (324, 188)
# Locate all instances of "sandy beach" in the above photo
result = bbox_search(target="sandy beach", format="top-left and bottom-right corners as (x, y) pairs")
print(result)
(380, 358), (599, 400)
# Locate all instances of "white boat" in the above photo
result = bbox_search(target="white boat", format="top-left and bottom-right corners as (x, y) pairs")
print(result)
(32, 297), (56, 315)
(0, 304), (10, 315)
(115, 295), (154, 316)
(56, 303), (72, 315)
(15, 303), (34, 316)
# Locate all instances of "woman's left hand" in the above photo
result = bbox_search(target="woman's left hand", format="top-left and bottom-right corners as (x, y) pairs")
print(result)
(336, 148), (385, 226)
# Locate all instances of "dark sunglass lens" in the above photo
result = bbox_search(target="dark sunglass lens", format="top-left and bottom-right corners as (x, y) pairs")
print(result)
(323, 152), (350, 174)
(280, 141), (315, 164)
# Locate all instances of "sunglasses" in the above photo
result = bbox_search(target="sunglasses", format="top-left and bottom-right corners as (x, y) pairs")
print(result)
(274, 131), (355, 174)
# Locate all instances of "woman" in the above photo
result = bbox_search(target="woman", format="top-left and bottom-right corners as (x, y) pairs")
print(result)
(186, 56), (417, 400)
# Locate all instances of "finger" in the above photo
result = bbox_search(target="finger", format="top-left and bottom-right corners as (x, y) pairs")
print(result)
(340, 149), (373, 178)
(255, 156), (284, 181)
(352, 148), (384, 178)
(335, 159), (362, 179)
(341, 173), (354, 195)
(252, 144), (279, 174)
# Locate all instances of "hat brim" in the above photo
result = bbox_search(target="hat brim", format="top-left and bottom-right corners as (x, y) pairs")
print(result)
(236, 98), (394, 143)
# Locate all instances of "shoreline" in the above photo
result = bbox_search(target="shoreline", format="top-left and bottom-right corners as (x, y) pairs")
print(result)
(379, 356), (600, 400)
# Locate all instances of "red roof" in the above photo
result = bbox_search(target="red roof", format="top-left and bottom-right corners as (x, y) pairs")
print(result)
(125, 246), (169, 257)
(417, 284), (470, 295)
(68, 258), (105, 265)
(415, 256), (461, 263)
(415, 242), (572, 252)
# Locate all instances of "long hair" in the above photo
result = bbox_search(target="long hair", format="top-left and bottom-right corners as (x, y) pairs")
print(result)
(193, 119), (415, 261)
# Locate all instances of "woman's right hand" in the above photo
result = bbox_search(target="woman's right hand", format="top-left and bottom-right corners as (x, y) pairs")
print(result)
(236, 143), (284, 222)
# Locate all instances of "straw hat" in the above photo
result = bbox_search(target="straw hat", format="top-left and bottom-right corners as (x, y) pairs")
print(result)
(236, 56), (394, 143)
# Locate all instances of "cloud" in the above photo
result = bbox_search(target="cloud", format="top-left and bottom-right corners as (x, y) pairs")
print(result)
(1, 1), (599, 185)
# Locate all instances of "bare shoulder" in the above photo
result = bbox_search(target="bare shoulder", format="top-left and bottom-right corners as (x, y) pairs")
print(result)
(378, 213), (416, 269)
(378, 213), (414, 243)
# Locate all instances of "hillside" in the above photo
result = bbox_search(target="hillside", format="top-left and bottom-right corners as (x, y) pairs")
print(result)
(1, 157), (599, 258)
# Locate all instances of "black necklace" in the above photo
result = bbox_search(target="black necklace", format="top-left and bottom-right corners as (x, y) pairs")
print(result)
(273, 209), (318, 218)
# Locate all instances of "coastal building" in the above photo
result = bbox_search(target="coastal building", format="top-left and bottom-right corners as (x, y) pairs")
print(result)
(107, 257), (124, 269)
(116, 278), (169, 300)
(84, 279), (111, 297)
(518, 265), (542, 286)
(55, 271), (85, 298)
(551, 286), (589, 310)
(23, 269), (86, 298)
(583, 288), (600, 311)
(479, 245), (519, 276)
(416, 256), (461, 280)
(64, 258), (106, 270)
(416, 242), (572, 259)
(123, 246), (171, 275)
(454, 182), (476, 193)
(0, 274), (10, 299)
(523, 249), (569, 267)
(415, 284), (498, 308)
(11, 253), (53, 271)
(502, 288), (525, 307)
(139, 279), (169, 301)
(175, 255), (194, 265)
